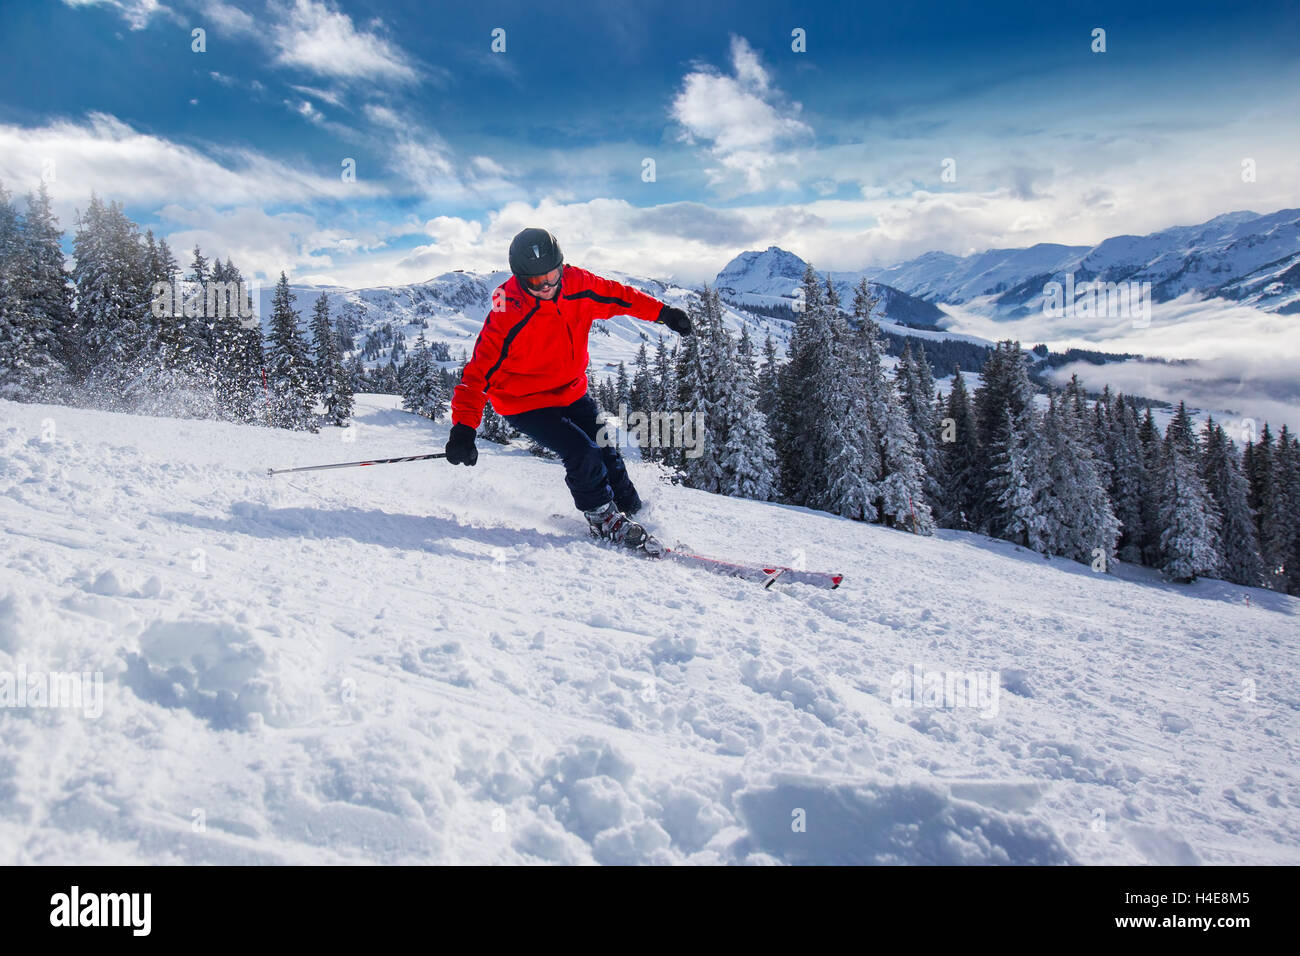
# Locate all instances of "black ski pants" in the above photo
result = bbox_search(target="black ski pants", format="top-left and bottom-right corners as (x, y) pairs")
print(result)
(505, 393), (641, 514)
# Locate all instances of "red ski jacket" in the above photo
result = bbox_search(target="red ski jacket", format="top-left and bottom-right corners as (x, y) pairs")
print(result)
(451, 266), (666, 428)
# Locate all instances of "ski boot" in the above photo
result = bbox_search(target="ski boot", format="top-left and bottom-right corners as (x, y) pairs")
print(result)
(583, 501), (663, 557)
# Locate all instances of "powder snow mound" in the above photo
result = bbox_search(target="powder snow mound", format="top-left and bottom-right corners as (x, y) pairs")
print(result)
(1, 394), (1298, 865)
(123, 619), (324, 731)
(732, 774), (1074, 865)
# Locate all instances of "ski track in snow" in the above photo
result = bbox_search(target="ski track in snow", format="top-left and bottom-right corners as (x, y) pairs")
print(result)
(1, 395), (1297, 865)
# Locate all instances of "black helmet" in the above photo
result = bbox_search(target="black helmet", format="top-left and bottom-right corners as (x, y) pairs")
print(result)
(508, 227), (563, 277)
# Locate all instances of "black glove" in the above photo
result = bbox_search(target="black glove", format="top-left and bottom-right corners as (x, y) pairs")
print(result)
(656, 305), (692, 337)
(445, 423), (478, 466)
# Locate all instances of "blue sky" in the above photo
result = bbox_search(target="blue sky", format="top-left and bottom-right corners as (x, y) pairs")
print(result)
(0, 0), (1297, 287)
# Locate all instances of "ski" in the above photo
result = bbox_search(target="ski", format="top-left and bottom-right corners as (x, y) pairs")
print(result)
(551, 515), (842, 588)
(661, 547), (844, 590)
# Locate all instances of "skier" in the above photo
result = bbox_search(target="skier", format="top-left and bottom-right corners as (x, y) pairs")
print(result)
(444, 227), (692, 552)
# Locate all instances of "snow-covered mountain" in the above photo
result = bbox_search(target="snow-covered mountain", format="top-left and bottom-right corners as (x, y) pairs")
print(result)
(715, 247), (952, 330)
(715, 209), (1300, 321)
(3, 395), (1296, 864)
(864, 208), (1300, 316)
(272, 269), (800, 374)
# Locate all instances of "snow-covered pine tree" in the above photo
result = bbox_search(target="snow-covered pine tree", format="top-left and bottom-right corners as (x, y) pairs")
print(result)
(971, 342), (1017, 532)
(714, 330), (777, 500)
(310, 293), (352, 426)
(264, 272), (317, 430)
(71, 196), (150, 394)
(629, 342), (651, 413)
(333, 312), (355, 352)
(1107, 395), (1148, 564)
(207, 257), (250, 390)
(677, 287), (726, 492)
(1261, 425), (1300, 593)
(1157, 432), (1221, 583)
(342, 353), (366, 397)
(651, 336), (673, 410)
(1199, 418), (1264, 587)
(1091, 384), (1112, 458)
(774, 265), (833, 505)
(1137, 405), (1164, 567)
(1165, 401), (1199, 461)
(11, 183), (70, 396)
(820, 296), (879, 522)
(0, 181), (32, 398)
(851, 277), (879, 328)
(645, 336), (675, 463)
(978, 341), (1047, 546)
(897, 342), (944, 514)
(1040, 390), (1120, 565)
(366, 359), (400, 396)
(705, 292), (777, 501)
(143, 232), (186, 377)
(185, 244), (215, 372)
(736, 324), (755, 375)
(756, 332), (780, 421)
(214, 258), (264, 423)
(615, 360), (630, 410)
(1246, 424), (1275, 551)
(938, 366), (980, 529)
(804, 272), (849, 512)
(1284, 430), (1300, 595)
(989, 404), (1049, 551)
(401, 331), (447, 421)
(865, 328), (934, 533)
(389, 331), (407, 368)
(480, 402), (517, 444)
(595, 375), (615, 413)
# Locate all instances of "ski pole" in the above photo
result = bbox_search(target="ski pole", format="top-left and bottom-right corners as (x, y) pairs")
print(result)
(267, 452), (448, 477)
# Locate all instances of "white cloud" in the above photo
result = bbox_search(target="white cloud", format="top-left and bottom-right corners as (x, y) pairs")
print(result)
(362, 103), (402, 128)
(421, 216), (483, 251)
(153, 203), (412, 284)
(289, 84), (346, 109)
(1048, 356), (1300, 435)
(471, 156), (509, 178)
(670, 35), (812, 193)
(314, 196), (780, 288)
(285, 98), (325, 125)
(0, 113), (384, 208)
(941, 293), (1300, 366)
(943, 292), (1300, 432)
(203, 0), (257, 36)
(61, 0), (173, 30)
(272, 0), (417, 84)
(358, 105), (518, 201)
(157, 204), (327, 278)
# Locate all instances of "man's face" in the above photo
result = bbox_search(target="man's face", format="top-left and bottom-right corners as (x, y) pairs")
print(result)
(521, 265), (563, 300)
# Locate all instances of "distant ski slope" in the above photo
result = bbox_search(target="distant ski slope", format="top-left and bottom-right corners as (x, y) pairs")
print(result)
(1, 394), (1296, 864)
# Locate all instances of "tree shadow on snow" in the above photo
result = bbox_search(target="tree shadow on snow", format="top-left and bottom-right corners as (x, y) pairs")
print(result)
(160, 502), (568, 557)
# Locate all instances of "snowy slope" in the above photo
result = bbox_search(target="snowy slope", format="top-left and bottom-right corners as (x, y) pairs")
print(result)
(2, 396), (1297, 865)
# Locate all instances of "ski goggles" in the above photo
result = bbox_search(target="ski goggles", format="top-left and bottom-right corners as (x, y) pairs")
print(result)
(521, 266), (563, 291)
